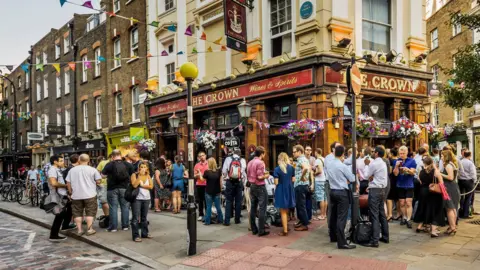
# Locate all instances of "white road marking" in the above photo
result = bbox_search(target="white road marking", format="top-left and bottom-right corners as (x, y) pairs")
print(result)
(92, 262), (126, 270)
(0, 227), (32, 233)
(23, 232), (36, 251)
(75, 257), (113, 263)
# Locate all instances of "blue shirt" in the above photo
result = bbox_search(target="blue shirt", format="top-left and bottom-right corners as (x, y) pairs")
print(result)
(328, 158), (355, 190)
(324, 153), (335, 181)
(394, 158), (417, 188)
(172, 163), (185, 181)
(294, 155), (310, 187)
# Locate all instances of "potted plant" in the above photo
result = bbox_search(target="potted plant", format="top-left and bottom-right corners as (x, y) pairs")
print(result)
(356, 113), (380, 137)
(279, 119), (324, 141)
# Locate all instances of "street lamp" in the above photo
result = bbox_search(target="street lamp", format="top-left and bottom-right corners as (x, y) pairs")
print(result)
(168, 112), (180, 129)
(331, 85), (348, 128)
(237, 98), (252, 118)
(423, 98), (433, 123)
(179, 62), (198, 256)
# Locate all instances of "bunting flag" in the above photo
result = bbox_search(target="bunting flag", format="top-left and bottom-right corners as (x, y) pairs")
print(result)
(161, 50), (168, 56)
(68, 62), (76, 71)
(60, 0), (67, 7)
(192, 47), (198, 54)
(213, 37), (222, 45)
(98, 56), (106, 62)
(200, 32), (206, 40)
(82, 1), (93, 9)
(221, 132), (226, 139)
(184, 25), (193, 36)
(238, 124), (243, 132)
(221, 45), (228, 51)
(150, 21), (159, 27)
(21, 64), (29, 73)
(258, 122), (263, 130)
(5, 65), (13, 71)
(146, 53), (152, 58)
(207, 46), (213, 53)
(85, 61), (92, 69)
(36, 64), (44, 71)
(106, 11), (116, 17)
(264, 123), (270, 129)
(230, 130), (234, 137)
(130, 17), (139, 24)
(177, 51), (184, 55)
(52, 63), (60, 73)
(167, 24), (177, 32)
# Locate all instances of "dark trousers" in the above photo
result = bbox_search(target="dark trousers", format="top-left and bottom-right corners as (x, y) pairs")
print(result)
(196, 186), (206, 217)
(149, 189), (155, 209)
(328, 189), (350, 247)
(295, 185), (309, 226)
(360, 181), (369, 195)
(131, 199), (149, 240)
(50, 201), (72, 238)
(225, 181), (243, 224)
(368, 188), (389, 243)
(249, 184), (267, 234)
(306, 191), (312, 220)
(458, 179), (474, 218)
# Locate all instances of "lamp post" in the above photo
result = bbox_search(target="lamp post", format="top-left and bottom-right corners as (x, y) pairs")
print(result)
(0, 73), (18, 178)
(179, 62), (198, 256)
(422, 98), (433, 123)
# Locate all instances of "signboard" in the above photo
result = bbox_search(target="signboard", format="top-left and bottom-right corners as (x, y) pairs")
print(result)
(224, 0), (247, 53)
(428, 82), (442, 96)
(300, 1), (313, 20)
(47, 124), (66, 135)
(77, 139), (106, 151)
(350, 64), (362, 95)
(325, 67), (427, 96)
(130, 127), (145, 141)
(224, 136), (240, 148)
(27, 132), (44, 141)
(149, 69), (313, 116)
(11, 130), (16, 152)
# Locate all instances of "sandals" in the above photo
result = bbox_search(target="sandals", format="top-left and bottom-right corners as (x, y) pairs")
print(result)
(143, 234), (153, 239)
(154, 209), (161, 212)
(86, 226), (96, 236)
(134, 238), (142, 242)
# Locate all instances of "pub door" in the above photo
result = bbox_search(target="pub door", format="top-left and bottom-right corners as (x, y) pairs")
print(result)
(269, 135), (291, 172)
(162, 136), (178, 161)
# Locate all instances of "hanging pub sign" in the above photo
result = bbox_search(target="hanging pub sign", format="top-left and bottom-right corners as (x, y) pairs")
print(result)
(224, 0), (247, 53)
(47, 124), (66, 135)
(224, 136), (240, 148)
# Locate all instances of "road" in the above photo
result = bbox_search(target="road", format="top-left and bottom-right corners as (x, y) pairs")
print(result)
(0, 212), (149, 270)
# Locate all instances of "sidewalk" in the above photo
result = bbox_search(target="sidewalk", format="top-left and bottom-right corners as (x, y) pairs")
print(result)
(1, 198), (480, 270)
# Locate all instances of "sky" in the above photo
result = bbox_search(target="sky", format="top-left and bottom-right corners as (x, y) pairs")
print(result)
(0, 0), (101, 73)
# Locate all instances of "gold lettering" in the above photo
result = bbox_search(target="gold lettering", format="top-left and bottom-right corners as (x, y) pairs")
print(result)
(205, 94), (212, 103)
(218, 91), (225, 101)
(388, 79), (397, 90)
(380, 77), (388, 89)
(406, 81), (413, 92)
(193, 97), (198, 106)
(361, 74), (368, 87)
(211, 93), (217, 102)
(396, 80), (406, 91)
(372, 76), (381, 88)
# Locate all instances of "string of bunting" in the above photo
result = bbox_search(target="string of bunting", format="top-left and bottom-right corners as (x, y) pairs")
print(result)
(1, 111), (37, 121)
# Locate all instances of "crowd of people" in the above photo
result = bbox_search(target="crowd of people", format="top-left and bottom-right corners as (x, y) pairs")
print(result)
(36, 141), (476, 249)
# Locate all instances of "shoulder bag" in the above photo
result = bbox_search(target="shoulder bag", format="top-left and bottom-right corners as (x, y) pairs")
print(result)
(124, 173), (140, 203)
(44, 170), (68, 215)
(429, 169), (442, 194)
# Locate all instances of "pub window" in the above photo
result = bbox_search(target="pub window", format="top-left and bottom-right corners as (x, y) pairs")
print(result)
(225, 113), (239, 126)
(270, 0), (292, 58)
(362, 0), (391, 52)
(280, 105), (290, 117)
(217, 115), (225, 126)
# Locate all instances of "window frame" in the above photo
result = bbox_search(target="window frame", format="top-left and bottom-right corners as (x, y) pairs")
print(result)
(166, 62), (175, 84)
(95, 97), (102, 129)
(65, 109), (71, 136)
(452, 13), (462, 36)
(82, 55), (88, 82)
(115, 94), (123, 125)
(43, 51), (48, 64)
(431, 28), (439, 50)
(83, 101), (89, 132)
(56, 76), (61, 98)
(361, 0), (392, 52)
(94, 48), (101, 77)
(43, 75), (48, 99)
(37, 116), (42, 133)
(36, 80), (41, 101)
(270, 0), (293, 58)
(64, 71), (70, 94)
(454, 109), (463, 123)
(113, 0), (121, 13)
(131, 87), (140, 121)
(56, 112), (62, 127)
(44, 114), (49, 136)
(55, 43), (61, 59)
(114, 39), (121, 68)
(17, 76), (22, 90)
(432, 103), (439, 126)
(165, 0), (175, 11)
(64, 34), (70, 53)
(431, 65), (439, 82)
(130, 28), (139, 57)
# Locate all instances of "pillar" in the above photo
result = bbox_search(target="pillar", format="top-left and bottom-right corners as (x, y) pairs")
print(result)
(390, 99), (402, 147)
(250, 101), (269, 166)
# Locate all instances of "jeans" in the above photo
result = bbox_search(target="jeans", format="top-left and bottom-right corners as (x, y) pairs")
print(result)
(458, 179), (474, 218)
(196, 186), (206, 217)
(205, 193), (223, 225)
(50, 200), (72, 238)
(225, 181), (243, 224)
(295, 185), (309, 226)
(107, 188), (130, 230)
(131, 199), (149, 240)
(328, 189), (350, 247)
(306, 191), (313, 220)
(250, 184), (267, 234)
(368, 188), (389, 243)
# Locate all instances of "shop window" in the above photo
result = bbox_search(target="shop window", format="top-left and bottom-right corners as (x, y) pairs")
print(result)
(217, 115), (225, 126)
(216, 112), (239, 127)
(280, 105), (290, 117)
(270, 103), (296, 122)
(362, 0), (391, 52)
(431, 28), (438, 49)
(270, 0), (292, 58)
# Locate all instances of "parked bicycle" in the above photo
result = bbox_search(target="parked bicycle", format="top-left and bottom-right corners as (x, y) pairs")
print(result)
(2, 178), (25, 203)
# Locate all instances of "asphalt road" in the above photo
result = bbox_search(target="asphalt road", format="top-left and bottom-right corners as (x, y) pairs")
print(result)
(0, 212), (149, 270)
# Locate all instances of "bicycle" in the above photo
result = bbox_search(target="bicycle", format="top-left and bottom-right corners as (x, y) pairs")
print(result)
(2, 178), (24, 202)
(18, 179), (35, 206)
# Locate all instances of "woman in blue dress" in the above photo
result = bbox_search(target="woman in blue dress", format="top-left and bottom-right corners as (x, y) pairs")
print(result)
(171, 155), (187, 214)
(273, 152), (296, 236)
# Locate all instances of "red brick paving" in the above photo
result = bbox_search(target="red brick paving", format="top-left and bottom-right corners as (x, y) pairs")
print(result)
(181, 220), (407, 270)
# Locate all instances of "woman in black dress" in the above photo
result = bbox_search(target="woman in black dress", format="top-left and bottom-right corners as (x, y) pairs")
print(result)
(441, 150), (460, 236)
(413, 157), (445, 237)
(387, 147), (401, 221)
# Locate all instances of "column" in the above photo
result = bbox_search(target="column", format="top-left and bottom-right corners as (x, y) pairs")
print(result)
(250, 101), (269, 166)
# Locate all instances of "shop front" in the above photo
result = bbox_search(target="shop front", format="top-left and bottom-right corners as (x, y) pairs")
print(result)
(106, 127), (148, 156)
(32, 147), (51, 167)
(76, 139), (107, 167)
(146, 55), (432, 169)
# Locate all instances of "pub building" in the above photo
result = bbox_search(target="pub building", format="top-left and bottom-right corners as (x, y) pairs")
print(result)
(145, 55), (431, 170)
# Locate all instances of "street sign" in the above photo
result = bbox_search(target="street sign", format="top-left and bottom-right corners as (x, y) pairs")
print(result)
(350, 64), (362, 95)
(139, 93), (147, 104)
(47, 125), (66, 135)
(27, 132), (44, 141)
(224, 0), (247, 53)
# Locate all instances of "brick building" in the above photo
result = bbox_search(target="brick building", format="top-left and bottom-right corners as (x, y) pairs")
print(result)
(426, 0), (474, 154)
(104, 0), (148, 155)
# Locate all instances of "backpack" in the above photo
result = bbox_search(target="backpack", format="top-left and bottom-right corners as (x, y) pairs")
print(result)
(112, 161), (130, 184)
(228, 157), (242, 182)
(352, 219), (373, 245)
(98, 215), (110, 228)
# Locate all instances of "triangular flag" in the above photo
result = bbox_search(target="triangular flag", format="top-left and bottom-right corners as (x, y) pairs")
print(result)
(238, 124), (243, 132)
(258, 122), (263, 130)
(68, 62), (76, 71)
(150, 21), (159, 27)
(59, 0), (67, 7)
(161, 50), (168, 56)
(98, 56), (106, 62)
(82, 1), (93, 9)
(36, 64), (44, 71)
(230, 130), (234, 137)
(146, 53), (152, 58)
(200, 32), (206, 40)
(184, 25), (193, 36)
(221, 45), (227, 51)
(265, 123), (270, 129)
(192, 47), (198, 54)
(20, 64), (29, 73)
(207, 46), (213, 53)
(85, 61), (92, 69)
(177, 51), (184, 55)
(6, 65), (13, 71)
(52, 63), (60, 73)
(130, 55), (138, 59)
(130, 17), (139, 24)
(167, 24), (176, 32)
(106, 11), (116, 17)
(221, 132), (225, 139)
(213, 37), (222, 45)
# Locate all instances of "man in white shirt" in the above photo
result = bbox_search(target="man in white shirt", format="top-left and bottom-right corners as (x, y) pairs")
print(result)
(66, 154), (102, 236)
(363, 146), (389, 247)
(358, 147), (372, 194)
(27, 166), (39, 185)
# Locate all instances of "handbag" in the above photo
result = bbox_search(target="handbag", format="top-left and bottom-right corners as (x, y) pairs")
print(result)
(429, 171), (442, 194)
(124, 182), (140, 203)
(44, 191), (68, 215)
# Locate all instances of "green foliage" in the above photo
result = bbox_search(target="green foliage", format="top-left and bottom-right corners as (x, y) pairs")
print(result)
(0, 116), (12, 139)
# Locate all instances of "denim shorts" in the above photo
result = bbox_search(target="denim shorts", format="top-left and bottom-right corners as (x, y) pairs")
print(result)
(172, 179), (184, 192)
(314, 181), (327, 202)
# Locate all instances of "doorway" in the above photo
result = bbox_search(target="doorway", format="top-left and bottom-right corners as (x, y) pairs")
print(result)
(270, 136), (291, 171)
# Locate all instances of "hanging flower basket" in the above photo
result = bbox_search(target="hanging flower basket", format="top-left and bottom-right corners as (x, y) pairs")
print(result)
(391, 116), (422, 139)
(136, 138), (156, 152)
(279, 119), (324, 141)
(356, 114), (380, 137)
(196, 131), (217, 150)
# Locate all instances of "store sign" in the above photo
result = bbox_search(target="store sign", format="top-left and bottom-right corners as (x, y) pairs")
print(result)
(224, 136), (240, 148)
(47, 124), (66, 135)
(224, 0), (247, 52)
(325, 67), (427, 96)
(77, 139), (106, 151)
(300, 1), (313, 20)
(130, 127), (145, 141)
(149, 69), (313, 116)
(27, 132), (44, 141)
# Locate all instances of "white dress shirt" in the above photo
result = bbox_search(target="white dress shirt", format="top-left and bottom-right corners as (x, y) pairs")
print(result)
(363, 157), (388, 189)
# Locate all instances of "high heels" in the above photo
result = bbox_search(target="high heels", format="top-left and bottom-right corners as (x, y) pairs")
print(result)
(444, 228), (457, 236)
(430, 233), (439, 238)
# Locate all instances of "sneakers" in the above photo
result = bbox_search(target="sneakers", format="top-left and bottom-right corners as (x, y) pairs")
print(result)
(198, 216), (204, 221)
(122, 227), (129, 231)
(61, 224), (77, 231)
(406, 220), (413, 229)
(106, 229), (117, 232)
(49, 236), (67, 242)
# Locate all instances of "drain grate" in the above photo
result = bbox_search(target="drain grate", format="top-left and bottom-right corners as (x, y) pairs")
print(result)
(467, 219), (480, 225)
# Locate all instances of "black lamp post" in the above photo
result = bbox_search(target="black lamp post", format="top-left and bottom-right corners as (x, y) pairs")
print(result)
(179, 62), (199, 256)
